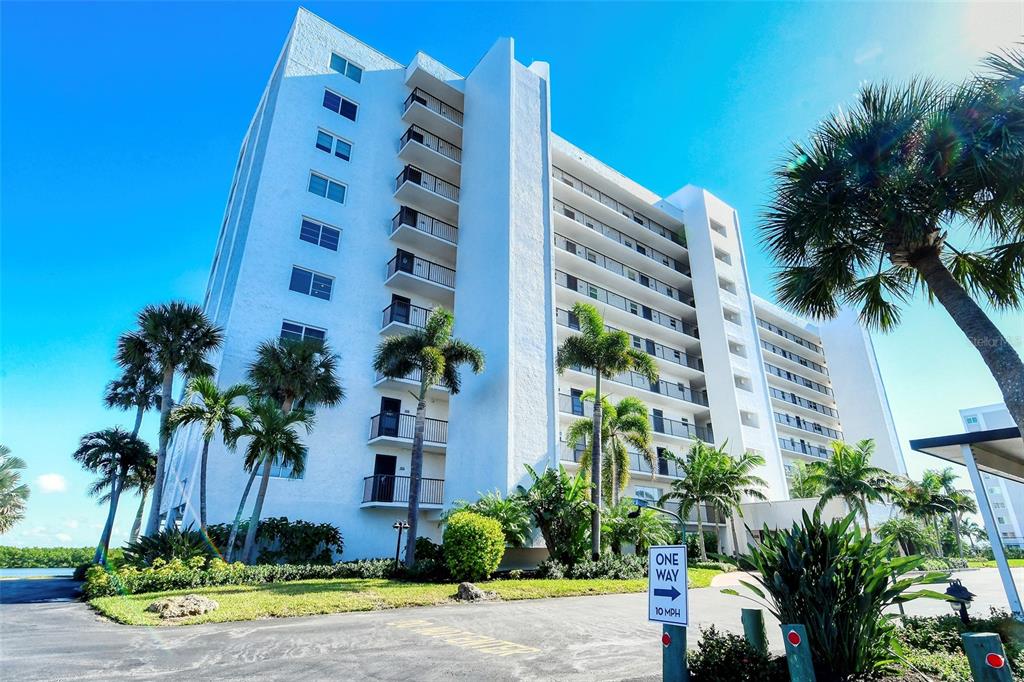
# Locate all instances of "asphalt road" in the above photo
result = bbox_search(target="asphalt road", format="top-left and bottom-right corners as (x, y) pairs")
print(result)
(0, 568), (1015, 681)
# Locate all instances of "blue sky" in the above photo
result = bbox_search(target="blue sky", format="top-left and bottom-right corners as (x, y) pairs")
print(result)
(2, 2), (1022, 548)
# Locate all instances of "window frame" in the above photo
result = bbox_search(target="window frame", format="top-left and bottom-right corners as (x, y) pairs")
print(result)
(307, 171), (347, 204)
(315, 128), (353, 162)
(322, 88), (359, 122)
(280, 320), (327, 343)
(289, 265), (335, 301)
(328, 52), (363, 83)
(299, 216), (341, 251)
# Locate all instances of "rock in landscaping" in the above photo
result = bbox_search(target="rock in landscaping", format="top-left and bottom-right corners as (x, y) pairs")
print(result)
(145, 594), (219, 619)
(454, 582), (494, 602)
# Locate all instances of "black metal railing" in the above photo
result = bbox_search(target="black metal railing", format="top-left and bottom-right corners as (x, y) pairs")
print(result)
(765, 363), (833, 397)
(387, 252), (456, 289)
(569, 365), (709, 407)
(404, 88), (464, 126)
(362, 475), (444, 505)
(778, 438), (831, 459)
(555, 233), (685, 302)
(400, 125), (462, 164)
(774, 412), (842, 440)
(769, 387), (838, 418)
(381, 301), (430, 330)
(760, 340), (828, 376)
(557, 393), (713, 442)
(392, 206), (458, 245)
(395, 165), (459, 202)
(369, 413), (448, 444)
(374, 367), (447, 390)
(555, 308), (703, 372)
(756, 318), (822, 354)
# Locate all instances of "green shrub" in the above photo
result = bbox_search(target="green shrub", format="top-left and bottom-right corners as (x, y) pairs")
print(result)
(918, 556), (968, 571)
(0, 546), (118, 568)
(507, 569), (523, 580)
(690, 560), (736, 573)
(446, 491), (532, 548)
(401, 538), (449, 581)
(688, 626), (787, 682)
(122, 527), (217, 568)
(685, 531), (719, 558)
(897, 609), (1024, 660)
(443, 512), (505, 582)
(567, 554), (647, 580)
(517, 464), (592, 565)
(536, 558), (565, 579)
(206, 517), (343, 565)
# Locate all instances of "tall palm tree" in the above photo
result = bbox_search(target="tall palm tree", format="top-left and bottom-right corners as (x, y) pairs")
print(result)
(373, 307), (484, 566)
(168, 377), (251, 532)
(118, 302), (223, 536)
(787, 460), (823, 499)
(960, 519), (987, 551)
(762, 49), (1024, 431)
(87, 452), (156, 544)
(73, 428), (154, 563)
(242, 337), (342, 563)
(103, 361), (161, 437)
(0, 445), (30, 534)
(659, 440), (727, 561)
(716, 449), (768, 557)
(805, 439), (889, 535)
(556, 302), (658, 559)
(232, 397), (313, 564)
(893, 476), (954, 557)
(565, 393), (653, 505)
(922, 466), (978, 558)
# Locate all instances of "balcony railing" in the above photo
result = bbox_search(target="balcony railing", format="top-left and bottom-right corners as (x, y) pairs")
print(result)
(756, 318), (822, 354)
(404, 88), (464, 127)
(369, 412), (448, 444)
(396, 165), (460, 203)
(553, 199), (689, 275)
(387, 251), (456, 289)
(558, 393), (713, 442)
(769, 387), (838, 418)
(555, 308), (703, 372)
(760, 340), (828, 375)
(778, 438), (831, 459)
(375, 367), (447, 390)
(362, 474), (444, 505)
(555, 233), (689, 304)
(765, 363), (833, 397)
(556, 270), (699, 339)
(382, 301), (430, 330)
(562, 441), (685, 478)
(401, 125), (462, 164)
(774, 412), (842, 440)
(569, 365), (709, 407)
(392, 206), (458, 245)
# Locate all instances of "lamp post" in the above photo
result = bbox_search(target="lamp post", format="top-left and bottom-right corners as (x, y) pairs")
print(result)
(946, 579), (976, 625)
(393, 520), (410, 570)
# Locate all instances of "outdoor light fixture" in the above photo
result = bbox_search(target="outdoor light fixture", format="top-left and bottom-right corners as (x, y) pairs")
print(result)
(392, 520), (410, 569)
(945, 579), (976, 625)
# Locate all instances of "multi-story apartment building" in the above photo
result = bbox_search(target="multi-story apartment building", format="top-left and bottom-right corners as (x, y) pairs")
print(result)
(961, 403), (1024, 547)
(161, 9), (907, 560)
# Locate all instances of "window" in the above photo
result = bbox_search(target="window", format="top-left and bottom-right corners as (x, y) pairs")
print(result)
(965, 416), (979, 424)
(329, 53), (363, 83)
(299, 217), (341, 251)
(634, 486), (662, 503)
(308, 172), (346, 204)
(289, 266), (333, 300)
(247, 452), (305, 479)
(710, 220), (728, 237)
(315, 130), (352, 161)
(280, 320), (326, 343)
(322, 89), (358, 121)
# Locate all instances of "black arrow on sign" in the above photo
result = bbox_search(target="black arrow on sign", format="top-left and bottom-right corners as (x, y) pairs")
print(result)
(653, 585), (681, 601)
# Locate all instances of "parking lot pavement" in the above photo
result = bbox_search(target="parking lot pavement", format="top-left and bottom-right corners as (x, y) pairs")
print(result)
(0, 568), (1016, 681)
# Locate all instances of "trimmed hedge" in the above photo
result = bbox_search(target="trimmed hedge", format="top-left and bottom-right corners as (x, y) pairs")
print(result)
(0, 546), (123, 568)
(443, 512), (505, 581)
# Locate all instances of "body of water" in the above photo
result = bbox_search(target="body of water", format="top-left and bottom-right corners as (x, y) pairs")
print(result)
(0, 567), (76, 578)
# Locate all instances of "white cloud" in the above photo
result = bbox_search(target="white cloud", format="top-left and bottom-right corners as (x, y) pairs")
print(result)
(36, 473), (67, 493)
(854, 43), (883, 65)
(65, 519), (79, 529)
(55, 533), (72, 543)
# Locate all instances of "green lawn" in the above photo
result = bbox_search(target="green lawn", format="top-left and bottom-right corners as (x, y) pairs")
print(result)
(90, 569), (721, 626)
(967, 559), (1024, 568)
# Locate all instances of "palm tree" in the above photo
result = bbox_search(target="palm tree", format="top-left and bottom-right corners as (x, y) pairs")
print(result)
(103, 361), (161, 437)
(118, 302), (223, 536)
(556, 302), (658, 559)
(603, 498), (673, 555)
(921, 466), (978, 558)
(73, 428), (153, 563)
(893, 476), (954, 557)
(804, 439), (889, 535)
(373, 307), (484, 566)
(716, 450), (768, 557)
(565, 393), (653, 505)
(168, 377), (251, 532)
(762, 49), (1024, 431)
(659, 441), (727, 561)
(447, 491), (531, 548)
(0, 445), (29, 534)
(88, 452), (156, 544)
(233, 397), (314, 563)
(242, 337), (342, 563)
(876, 516), (935, 556)
(787, 460), (823, 499)
(960, 519), (987, 551)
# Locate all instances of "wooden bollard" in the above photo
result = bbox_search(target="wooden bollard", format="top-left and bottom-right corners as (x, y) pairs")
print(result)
(780, 624), (815, 681)
(962, 633), (1013, 681)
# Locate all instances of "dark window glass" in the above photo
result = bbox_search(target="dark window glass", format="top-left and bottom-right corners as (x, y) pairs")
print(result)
(280, 321), (304, 342)
(329, 53), (347, 74)
(299, 219), (322, 245)
(326, 180), (345, 203)
(335, 139), (352, 161)
(323, 90), (341, 113)
(339, 99), (358, 121)
(315, 131), (333, 153)
(347, 63), (362, 83)
(310, 274), (333, 300)
(308, 173), (328, 197)
(289, 267), (312, 295)
(319, 226), (340, 251)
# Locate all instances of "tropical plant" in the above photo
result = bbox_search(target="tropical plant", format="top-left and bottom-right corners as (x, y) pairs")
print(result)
(960, 518), (988, 550)
(117, 302), (223, 536)
(875, 516), (936, 556)
(233, 397), (314, 564)
(447, 491), (531, 548)
(373, 307), (483, 566)
(717, 450), (769, 558)
(762, 49), (1024, 431)
(168, 377), (251, 531)
(724, 511), (950, 680)
(73, 428), (154, 563)
(659, 441), (727, 561)
(786, 460), (823, 499)
(241, 337), (342, 563)
(565, 393), (653, 505)
(0, 445), (29, 534)
(688, 625), (787, 682)
(442, 511), (505, 581)
(103, 361), (161, 437)
(920, 466), (979, 558)
(207, 517), (343, 565)
(121, 525), (217, 568)
(517, 464), (593, 565)
(87, 452), (156, 544)
(894, 473), (955, 558)
(602, 499), (673, 555)
(556, 302), (658, 559)
(803, 439), (889, 534)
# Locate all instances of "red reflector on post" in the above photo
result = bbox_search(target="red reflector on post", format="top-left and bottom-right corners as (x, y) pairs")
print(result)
(987, 652), (1006, 668)
(787, 630), (802, 647)
(662, 632), (672, 647)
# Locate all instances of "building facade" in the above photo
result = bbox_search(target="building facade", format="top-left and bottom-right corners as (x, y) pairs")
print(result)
(961, 403), (1024, 547)
(161, 9), (907, 559)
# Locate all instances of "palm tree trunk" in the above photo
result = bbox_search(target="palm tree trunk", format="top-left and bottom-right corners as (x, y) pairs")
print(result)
(730, 512), (742, 559)
(94, 473), (124, 564)
(914, 250), (1024, 431)
(226, 467), (258, 562)
(861, 494), (872, 537)
(131, 403), (145, 437)
(144, 367), (175, 536)
(129, 488), (147, 543)
(951, 512), (964, 558)
(695, 502), (707, 561)
(932, 516), (945, 557)
(242, 457), (273, 564)
(590, 374), (603, 560)
(404, 384), (429, 567)
(199, 437), (211, 532)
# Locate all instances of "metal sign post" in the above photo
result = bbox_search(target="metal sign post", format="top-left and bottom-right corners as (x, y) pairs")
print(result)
(648, 544), (689, 682)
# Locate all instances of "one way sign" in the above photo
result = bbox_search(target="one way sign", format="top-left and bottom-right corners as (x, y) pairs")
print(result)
(648, 545), (688, 626)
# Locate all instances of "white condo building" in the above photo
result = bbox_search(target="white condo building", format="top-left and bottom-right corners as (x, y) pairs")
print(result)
(961, 403), (1024, 547)
(161, 9), (907, 560)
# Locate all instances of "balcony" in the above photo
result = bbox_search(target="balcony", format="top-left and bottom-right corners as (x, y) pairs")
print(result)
(399, 125), (461, 184)
(774, 412), (842, 440)
(568, 364), (709, 408)
(769, 387), (838, 419)
(764, 363), (834, 398)
(562, 440), (684, 478)
(374, 368), (449, 398)
(391, 206), (457, 260)
(756, 318), (823, 355)
(394, 165), (459, 223)
(760, 340), (829, 377)
(386, 250), (455, 304)
(361, 474), (444, 508)
(779, 438), (832, 460)
(368, 413), (447, 453)
(381, 301), (430, 335)
(557, 393), (713, 443)
(403, 88), (463, 145)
